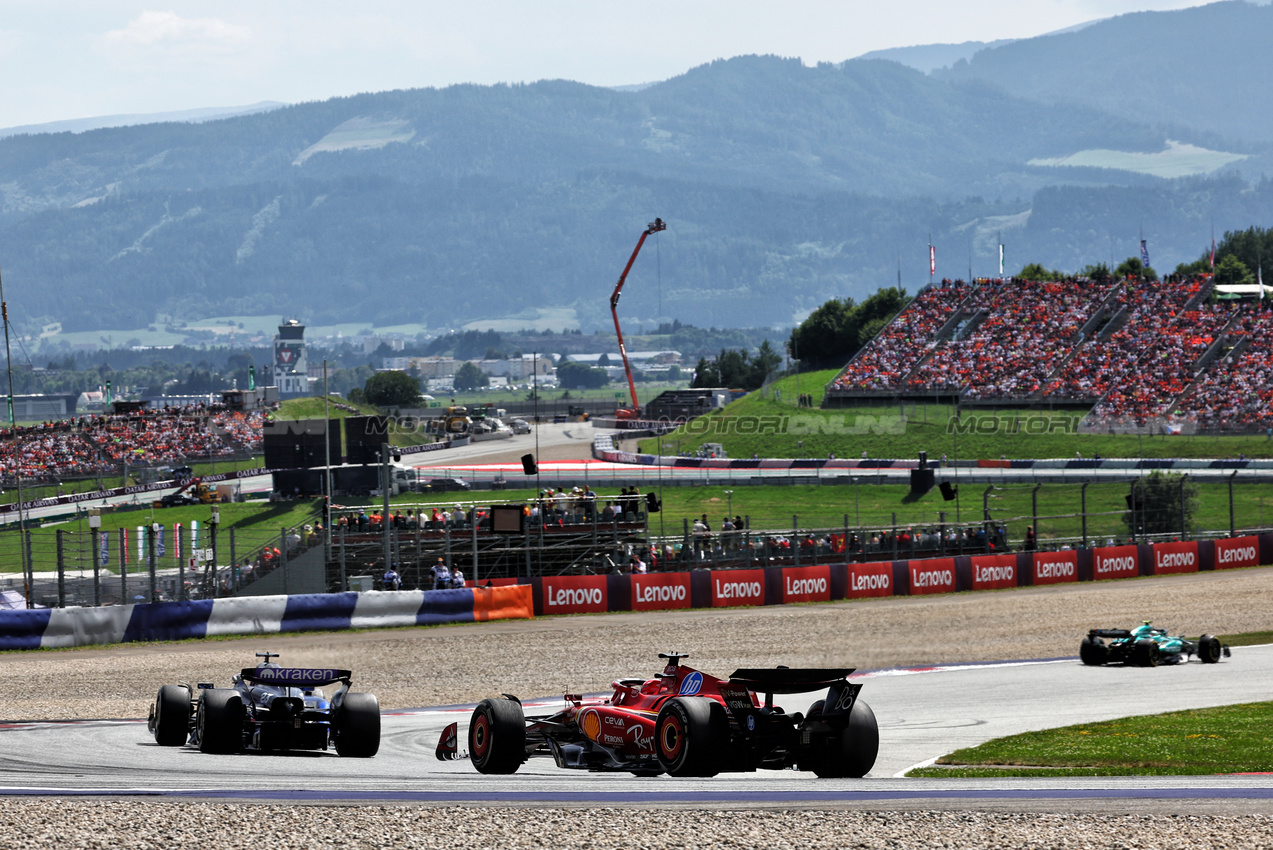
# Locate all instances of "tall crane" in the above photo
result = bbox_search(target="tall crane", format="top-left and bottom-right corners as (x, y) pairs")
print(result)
(610, 217), (666, 420)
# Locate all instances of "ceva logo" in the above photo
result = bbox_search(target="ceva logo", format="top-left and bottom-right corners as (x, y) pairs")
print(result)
(546, 586), (603, 607)
(635, 583), (686, 604)
(785, 576), (827, 596)
(852, 573), (889, 591)
(714, 579), (762, 599)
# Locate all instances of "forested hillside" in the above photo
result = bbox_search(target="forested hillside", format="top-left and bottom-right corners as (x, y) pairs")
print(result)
(1, 5), (1272, 337)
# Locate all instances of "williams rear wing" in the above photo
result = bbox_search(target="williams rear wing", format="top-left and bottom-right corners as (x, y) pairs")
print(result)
(240, 667), (352, 687)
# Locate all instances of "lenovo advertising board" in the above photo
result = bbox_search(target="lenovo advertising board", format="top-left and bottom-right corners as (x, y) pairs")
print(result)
(710, 569), (766, 608)
(780, 565), (832, 604)
(1151, 541), (1199, 576)
(630, 573), (693, 611)
(1032, 551), (1078, 585)
(908, 558), (956, 596)
(541, 575), (608, 614)
(971, 554), (1018, 591)
(847, 563), (893, 599)
(1215, 535), (1260, 570)
(1092, 545), (1139, 580)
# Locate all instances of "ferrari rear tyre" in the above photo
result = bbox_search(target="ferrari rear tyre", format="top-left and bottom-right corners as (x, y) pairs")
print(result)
(655, 697), (729, 778)
(1079, 636), (1108, 666)
(1199, 635), (1223, 664)
(1135, 639), (1160, 668)
(336, 693), (381, 758)
(152, 684), (192, 746)
(812, 699), (879, 778)
(469, 698), (526, 774)
(197, 689), (244, 754)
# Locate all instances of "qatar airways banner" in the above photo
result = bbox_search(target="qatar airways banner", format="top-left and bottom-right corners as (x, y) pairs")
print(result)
(541, 575), (608, 614)
(711, 569), (766, 608)
(908, 558), (956, 596)
(1032, 551), (1078, 585)
(631, 573), (692, 611)
(971, 554), (1017, 591)
(1152, 541), (1199, 576)
(1215, 536), (1260, 570)
(1092, 545), (1139, 580)
(847, 563), (893, 599)
(780, 565), (832, 604)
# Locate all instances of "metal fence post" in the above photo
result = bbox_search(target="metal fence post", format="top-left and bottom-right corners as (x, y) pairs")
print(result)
(148, 524), (158, 603)
(56, 529), (65, 608)
(229, 528), (237, 592)
(91, 528), (101, 607)
(119, 528), (127, 603)
(340, 527), (348, 593)
(281, 528), (288, 595)
(177, 524), (187, 602)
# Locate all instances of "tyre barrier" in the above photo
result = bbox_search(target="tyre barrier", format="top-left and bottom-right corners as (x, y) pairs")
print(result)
(526, 532), (1273, 615)
(0, 585), (533, 651)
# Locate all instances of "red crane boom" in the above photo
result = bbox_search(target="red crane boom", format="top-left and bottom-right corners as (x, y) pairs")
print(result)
(610, 217), (666, 420)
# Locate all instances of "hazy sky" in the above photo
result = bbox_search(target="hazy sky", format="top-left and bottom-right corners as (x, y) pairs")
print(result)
(1, 0), (1222, 128)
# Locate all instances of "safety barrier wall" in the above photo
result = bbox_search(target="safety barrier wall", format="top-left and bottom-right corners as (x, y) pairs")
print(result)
(0, 585), (532, 651)
(526, 531), (1273, 615)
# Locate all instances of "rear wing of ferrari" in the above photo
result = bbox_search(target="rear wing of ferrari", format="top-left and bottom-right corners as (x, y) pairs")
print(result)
(240, 667), (352, 686)
(728, 668), (854, 694)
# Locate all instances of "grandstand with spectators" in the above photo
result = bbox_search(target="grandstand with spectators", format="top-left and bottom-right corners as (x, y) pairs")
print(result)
(826, 274), (1273, 435)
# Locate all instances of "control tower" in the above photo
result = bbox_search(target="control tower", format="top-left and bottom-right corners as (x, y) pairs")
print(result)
(273, 319), (310, 398)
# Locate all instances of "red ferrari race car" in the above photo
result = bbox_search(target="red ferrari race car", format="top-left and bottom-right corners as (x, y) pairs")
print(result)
(437, 652), (878, 778)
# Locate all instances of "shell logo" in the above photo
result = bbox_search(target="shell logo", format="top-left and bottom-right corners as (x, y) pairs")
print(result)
(581, 709), (601, 741)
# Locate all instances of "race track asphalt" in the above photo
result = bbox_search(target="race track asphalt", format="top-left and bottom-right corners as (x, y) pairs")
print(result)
(4, 645), (1272, 812)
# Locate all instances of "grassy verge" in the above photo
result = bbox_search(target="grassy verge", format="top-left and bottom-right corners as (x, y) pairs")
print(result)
(908, 700), (1273, 777)
(640, 369), (1273, 460)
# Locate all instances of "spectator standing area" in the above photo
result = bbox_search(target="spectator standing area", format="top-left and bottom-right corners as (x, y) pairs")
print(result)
(826, 274), (1273, 434)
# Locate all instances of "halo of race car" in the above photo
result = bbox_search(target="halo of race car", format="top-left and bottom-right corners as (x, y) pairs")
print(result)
(148, 652), (381, 756)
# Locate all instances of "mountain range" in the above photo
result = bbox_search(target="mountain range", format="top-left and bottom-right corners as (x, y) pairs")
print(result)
(2, 1), (1272, 339)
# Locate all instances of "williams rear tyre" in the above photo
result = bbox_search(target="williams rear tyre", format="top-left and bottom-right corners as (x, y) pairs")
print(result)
(335, 693), (382, 758)
(812, 699), (879, 778)
(1079, 636), (1108, 666)
(469, 698), (526, 775)
(197, 689), (244, 754)
(1135, 639), (1160, 668)
(151, 684), (192, 746)
(655, 696), (730, 778)
(1199, 634), (1223, 664)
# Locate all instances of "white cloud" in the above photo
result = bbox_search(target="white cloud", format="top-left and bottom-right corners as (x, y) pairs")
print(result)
(100, 10), (251, 55)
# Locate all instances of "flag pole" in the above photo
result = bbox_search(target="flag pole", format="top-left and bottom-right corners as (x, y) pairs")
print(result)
(0, 263), (30, 606)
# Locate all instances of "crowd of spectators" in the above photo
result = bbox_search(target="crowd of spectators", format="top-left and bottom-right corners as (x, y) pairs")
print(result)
(830, 280), (972, 391)
(1170, 307), (1273, 432)
(908, 277), (1113, 398)
(0, 406), (265, 482)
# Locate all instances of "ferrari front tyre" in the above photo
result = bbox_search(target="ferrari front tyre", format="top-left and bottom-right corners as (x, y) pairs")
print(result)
(152, 684), (192, 746)
(469, 698), (526, 774)
(336, 693), (381, 758)
(812, 699), (879, 778)
(1079, 636), (1108, 666)
(197, 689), (244, 754)
(1135, 639), (1160, 668)
(655, 697), (729, 778)
(1199, 634), (1223, 664)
